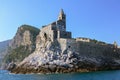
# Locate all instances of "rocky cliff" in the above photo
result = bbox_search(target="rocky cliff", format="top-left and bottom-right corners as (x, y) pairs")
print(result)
(10, 29), (120, 74)
(0, 40), (11, 68)
(2, 25), (39, 69)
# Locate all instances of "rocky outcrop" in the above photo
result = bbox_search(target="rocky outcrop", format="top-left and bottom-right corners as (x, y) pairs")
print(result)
(2, 25), (39, 69)
(0, 40), (11, 69)
(0, 40), (11, 59)
(10, 28), (120, 74)
(10, 24), (40, 49)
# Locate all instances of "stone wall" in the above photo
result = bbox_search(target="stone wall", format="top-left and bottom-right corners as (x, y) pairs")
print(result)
(56, 20), (66, 31)
(58, 38), (76, 52)
(58, 37), (115, 59)
(57, 31), (71, 39)
(66, 38), (77, 51)
(75, 41), (115, 58)
(41, 24), (52, 31)
(40, 25), (55, 41)
(40, 22), (71, 40)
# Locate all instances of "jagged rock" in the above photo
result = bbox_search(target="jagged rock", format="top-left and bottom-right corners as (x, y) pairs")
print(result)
(7, 62), (16, 71)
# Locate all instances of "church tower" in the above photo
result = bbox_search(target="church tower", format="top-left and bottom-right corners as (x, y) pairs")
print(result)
(58, 9), (66, 21)
(57, 9), (66, 31)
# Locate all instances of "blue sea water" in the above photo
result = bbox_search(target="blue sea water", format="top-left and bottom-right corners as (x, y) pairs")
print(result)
(0, 70), (120, 80)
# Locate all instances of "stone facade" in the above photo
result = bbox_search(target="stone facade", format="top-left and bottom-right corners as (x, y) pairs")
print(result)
(40, 9), (71, 42)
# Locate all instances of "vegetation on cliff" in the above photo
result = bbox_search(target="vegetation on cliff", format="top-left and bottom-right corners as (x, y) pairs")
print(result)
(0, 40), (11, 67)
(3, 46), (33, 63)
(19, 24), (40, 43)
(2, 25), (40, 67)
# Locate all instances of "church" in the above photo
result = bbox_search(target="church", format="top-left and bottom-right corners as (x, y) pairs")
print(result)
(40, 9), (71, 41)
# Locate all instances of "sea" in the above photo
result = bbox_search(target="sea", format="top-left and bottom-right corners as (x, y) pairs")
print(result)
(0, 70), (120, 80)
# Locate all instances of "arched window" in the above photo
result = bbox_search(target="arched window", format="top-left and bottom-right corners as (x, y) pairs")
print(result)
(44, 33), (47, 40)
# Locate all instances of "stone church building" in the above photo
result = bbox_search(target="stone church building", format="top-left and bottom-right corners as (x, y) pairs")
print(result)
(40, 9), (71, 42)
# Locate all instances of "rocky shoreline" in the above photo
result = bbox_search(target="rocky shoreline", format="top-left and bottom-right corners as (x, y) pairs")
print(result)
(9, 66), (120, 74)
(8, 60), (120, 74)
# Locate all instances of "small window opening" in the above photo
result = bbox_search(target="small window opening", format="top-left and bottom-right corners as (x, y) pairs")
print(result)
(68, 46), (71, 48)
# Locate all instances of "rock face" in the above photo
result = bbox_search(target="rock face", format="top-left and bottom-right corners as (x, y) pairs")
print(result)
(10, 9), (120, 74)
(0, 40), (11, 59)
(10, 24), (39, 49)
(2, 25), (40, 69)
(0, 40), (11, 68)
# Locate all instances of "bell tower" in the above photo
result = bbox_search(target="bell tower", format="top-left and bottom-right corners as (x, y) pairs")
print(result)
(58, 9), (66, 21)
(57, 9), (66, 31)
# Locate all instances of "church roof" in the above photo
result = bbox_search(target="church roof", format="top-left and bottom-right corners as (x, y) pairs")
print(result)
(59, 9), (64, 15)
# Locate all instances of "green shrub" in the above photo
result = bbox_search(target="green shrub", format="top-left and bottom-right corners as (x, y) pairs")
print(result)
(3, 46), (33, 63)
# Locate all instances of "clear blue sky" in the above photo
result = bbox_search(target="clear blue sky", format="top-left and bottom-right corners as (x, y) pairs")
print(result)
(0, 0), (120, 45)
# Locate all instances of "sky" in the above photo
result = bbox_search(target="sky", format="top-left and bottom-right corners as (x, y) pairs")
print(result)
(0, 0), (120, 45)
